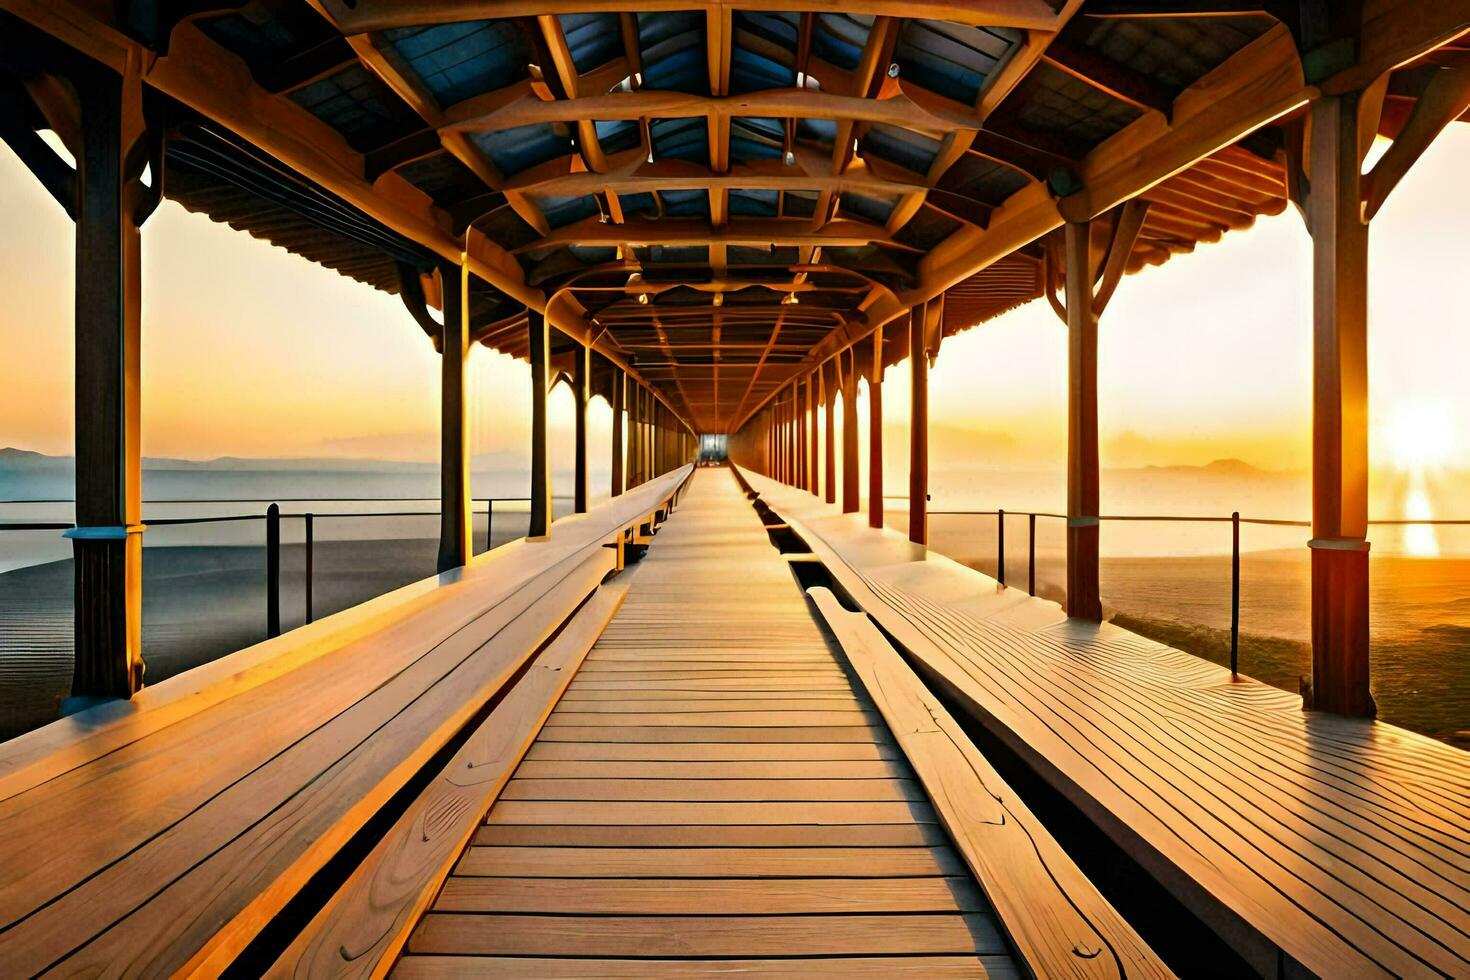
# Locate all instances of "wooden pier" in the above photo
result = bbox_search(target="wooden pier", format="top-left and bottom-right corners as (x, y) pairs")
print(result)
(5, 0), (1470, 975)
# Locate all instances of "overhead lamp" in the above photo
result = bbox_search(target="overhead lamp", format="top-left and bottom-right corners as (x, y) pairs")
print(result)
(638, 292), (650, 304)
(783, 150), (795, 166)
(781, 292), (799, 305)
(713, 292), (724, 307)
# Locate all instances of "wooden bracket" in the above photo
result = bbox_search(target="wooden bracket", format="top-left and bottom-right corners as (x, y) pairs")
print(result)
(1362, 56), (1470, 221)
(1092, 198), (1149, 315)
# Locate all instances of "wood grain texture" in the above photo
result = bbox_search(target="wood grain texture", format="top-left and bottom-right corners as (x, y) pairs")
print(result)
(393, 955), (1021, 978)
(0, 468), (692, 978)
(809, 587), (1168, 979)
(400, 468), (1021, 976)
(745, 465), (1470, 979)
(268, 585), (628, 978)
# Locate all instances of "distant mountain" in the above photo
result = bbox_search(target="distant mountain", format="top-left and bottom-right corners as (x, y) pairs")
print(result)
(0, 447), (529, 474)
(1132, 458), (1279, 478)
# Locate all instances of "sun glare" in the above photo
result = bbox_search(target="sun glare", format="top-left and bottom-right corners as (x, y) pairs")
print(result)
(1384, 402), (1456, 471)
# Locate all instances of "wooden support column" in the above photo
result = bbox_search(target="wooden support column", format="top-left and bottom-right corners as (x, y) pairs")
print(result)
(840, 352), (860, 514)
(909, 303), (929, 545)
(1045, 200), (1146, 621)
(610, 366), (624, 497)
(572, 341), (589, 514)
(436, 261), (471, 573)
(527, 309), (551, 539)
(1064, 220), (1102, 622)
(68, 59), (152, 702)
(806, 370), (819, 495)
(823, 362), (837, 505)
(1305, 92), (1373, 716)
(867, 328), (885, 530)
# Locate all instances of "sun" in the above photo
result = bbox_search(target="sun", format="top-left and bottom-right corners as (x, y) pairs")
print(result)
(1383, 402), (1455, 471)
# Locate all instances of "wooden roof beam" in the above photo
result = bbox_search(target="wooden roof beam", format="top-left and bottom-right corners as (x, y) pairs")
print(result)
(324, 0), (1066, 35)
(516, 216), (919, 252)
(734, 21), (1314, 430)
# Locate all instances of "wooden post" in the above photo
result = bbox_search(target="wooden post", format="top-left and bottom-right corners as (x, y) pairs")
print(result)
(266, 503), (281, 638)
(841, 352), (860, 514)
(572, 341), (589, 514)
(67, 60), (150, 701)
(806, 370), (818, 495)
(868, 329), (885, 530)
(527, 309), (551, 539)
(1064, 220), (1103, 622)
(1306, 93), (1373, 716)
(611, 366), (624, 497)
(908, 304), (929, 545)
(436, 261), (471, 573)
(823, 362), (837, 505)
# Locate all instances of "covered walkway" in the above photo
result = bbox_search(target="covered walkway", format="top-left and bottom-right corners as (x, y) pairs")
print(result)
(399, 466), (1016, 974)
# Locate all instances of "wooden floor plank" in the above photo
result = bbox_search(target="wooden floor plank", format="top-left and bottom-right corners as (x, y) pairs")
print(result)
(747, 465), (1470, 980)
(406, 913), (1009, 957)
(455, 845), (966, 878)
(472, 823), (951, 848)
(434, 876), (985, 913)
(392, 954), (1022, 978)
(483, 800), (937, 826)
(512, 759), (908, 779)
(522, 741), (902, 761)
(406, 469), (1018, 975)
(499, 776), (924, 801)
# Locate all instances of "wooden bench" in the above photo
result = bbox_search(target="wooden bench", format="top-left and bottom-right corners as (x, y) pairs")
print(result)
(741, 466), (1470, 979)
(0, 466), (692, 977)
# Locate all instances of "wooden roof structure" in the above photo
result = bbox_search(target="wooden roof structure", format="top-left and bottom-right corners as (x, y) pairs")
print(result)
(3, 1), (1468, 430)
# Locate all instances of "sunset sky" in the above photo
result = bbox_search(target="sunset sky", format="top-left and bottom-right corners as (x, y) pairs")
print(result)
(1, 127), (1467, 480)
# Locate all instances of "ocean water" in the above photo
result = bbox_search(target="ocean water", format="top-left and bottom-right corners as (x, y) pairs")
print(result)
(2, 462), (1467, 748)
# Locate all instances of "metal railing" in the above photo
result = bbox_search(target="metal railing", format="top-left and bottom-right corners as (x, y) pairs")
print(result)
(928, 508), (1470, 676)
(1, 496), (548, 639)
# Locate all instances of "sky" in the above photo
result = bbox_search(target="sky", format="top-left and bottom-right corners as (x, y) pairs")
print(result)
(1, 126), (1468, 480)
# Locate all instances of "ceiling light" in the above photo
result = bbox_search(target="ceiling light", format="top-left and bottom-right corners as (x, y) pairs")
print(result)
(782, 292), (799, 305)
(713, 292), (724, 307)
(783, 150), (795, 166)
(638, 293), (650, 304)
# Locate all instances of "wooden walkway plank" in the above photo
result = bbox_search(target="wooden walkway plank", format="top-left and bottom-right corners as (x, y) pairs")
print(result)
(398, 468), (1027, 977)
(455, 845), (966, 877)
(433, 876), (986, 914)
(406, 912), (1009, 958)
(809, 586), (1170, 979)
(745, 465), (1470, 979)
(393, 955), (1022, 978)
(268, 584), (629, 978)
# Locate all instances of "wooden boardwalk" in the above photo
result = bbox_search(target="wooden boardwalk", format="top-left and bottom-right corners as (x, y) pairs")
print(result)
(396, 468), (1021, 977)
(742, 467), (1470, 980)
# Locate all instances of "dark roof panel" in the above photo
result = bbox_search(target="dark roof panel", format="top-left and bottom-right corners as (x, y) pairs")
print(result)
(893, 20), (1020, 104)
(638, 11), (710, 94)
(730, 116), (785, 163)
(560, 12), (624, 74)
(287, 65), (423, 152)
(811, 14), (873, 72)
(381, 20), (530, 108)
(470, 122), (572, 174)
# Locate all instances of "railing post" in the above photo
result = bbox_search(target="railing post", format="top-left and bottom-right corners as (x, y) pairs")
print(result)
(486, 498), (494, 553)
(266, 503), (281, 638)
(997, 509), (1006, 586)
(1028, 513), (1037, 595)
(1231, 511), (1240, 677)
(304, 512), (314, 625)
